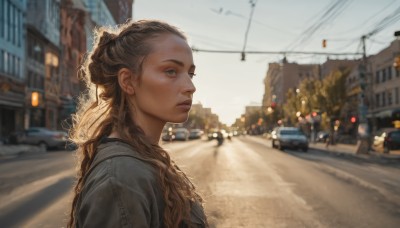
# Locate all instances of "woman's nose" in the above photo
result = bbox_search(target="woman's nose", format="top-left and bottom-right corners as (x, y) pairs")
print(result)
(183, 75), (196, 95)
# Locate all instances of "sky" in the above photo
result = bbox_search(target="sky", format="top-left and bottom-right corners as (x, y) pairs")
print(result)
(132, 0), (400, 126)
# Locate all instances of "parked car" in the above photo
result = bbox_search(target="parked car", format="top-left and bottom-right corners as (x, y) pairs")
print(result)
(271, 127), (308, 152)
(189, 129), (204, 140)
(161, 132), (175, 141)
(372, 128), (400, 153)
(173, 128), (189, 141)
(14, 127), (68, 151)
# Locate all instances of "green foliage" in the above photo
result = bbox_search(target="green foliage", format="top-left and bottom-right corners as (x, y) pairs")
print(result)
(283, 69), (350, 130)
(320, 70), (349, 118)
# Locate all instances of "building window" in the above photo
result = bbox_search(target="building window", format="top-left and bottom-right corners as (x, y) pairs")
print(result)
(10, 54), (14, 75)
(375, 71), (380, 84)
(10, 2), (14, 45)
(0, 0), (3, 38)
(28, 71), (33, 87)
(15, 56), (18, 77)
(388, 90), (392, 106)
(396, 88), (399, 105)
(388, 66), (392, 80)
(382, 69), (386, 82)
(4, 51), (8, 73)
(7, 0), (11, 42)
(4, 0), (8, 40)
(382, 92), (386, 107)
(397, 69), (400, 78)
(376, 94), (380, 108)
(0, 50), (3, 72)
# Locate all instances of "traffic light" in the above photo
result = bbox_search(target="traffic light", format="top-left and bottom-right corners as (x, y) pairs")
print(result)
(322, 39), (327, 48)
(31, 92), (39, 107)
(350, 116), (357, 123)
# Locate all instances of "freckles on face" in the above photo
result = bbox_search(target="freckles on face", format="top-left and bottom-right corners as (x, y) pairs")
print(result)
(132, 34), (196, 124)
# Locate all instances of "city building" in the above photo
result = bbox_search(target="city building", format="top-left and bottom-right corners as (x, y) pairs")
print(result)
(82, 0), (116, 52)
(320, 59), (358, 80)
(368, 38), (400, 130)
(105, 0), (133, 24)
(59, 0), (87, 127)
(262, 58), (319, 108)
(0, 0), (27, 141)
(25, 0), (61, 130)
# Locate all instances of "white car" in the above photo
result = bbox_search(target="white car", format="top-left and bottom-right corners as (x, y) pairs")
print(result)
(15, 127), (68, 151)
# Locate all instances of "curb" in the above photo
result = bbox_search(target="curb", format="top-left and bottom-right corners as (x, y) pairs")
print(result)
(309, 145), (400, 164)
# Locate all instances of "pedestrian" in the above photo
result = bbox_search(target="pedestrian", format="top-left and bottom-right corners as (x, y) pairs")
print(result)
(67, 20), (207, 228)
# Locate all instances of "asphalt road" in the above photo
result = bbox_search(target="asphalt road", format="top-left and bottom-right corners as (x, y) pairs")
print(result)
(0, 136), (399, 227)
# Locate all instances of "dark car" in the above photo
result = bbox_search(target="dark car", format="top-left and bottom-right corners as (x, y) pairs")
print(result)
(372, 128), (400, 153)
(161, 132), (175, 141)
(189, 129), (204, 140)
(271, 127), (309, 152)
(13, 127), (68, 151)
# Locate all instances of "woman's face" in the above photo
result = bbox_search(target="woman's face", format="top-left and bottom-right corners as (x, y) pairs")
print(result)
(131, 33), (196, 125)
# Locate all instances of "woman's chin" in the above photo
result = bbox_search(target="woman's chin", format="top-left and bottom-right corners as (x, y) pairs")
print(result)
(167, 115), (189, 124)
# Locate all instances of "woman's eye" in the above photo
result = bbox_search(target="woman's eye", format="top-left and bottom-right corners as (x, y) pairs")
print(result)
(189, 73), (196, 79)
(165, 69), (177, 77)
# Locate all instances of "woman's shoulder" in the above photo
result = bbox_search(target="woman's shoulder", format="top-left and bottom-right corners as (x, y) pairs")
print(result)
(87, 139), (158, 186)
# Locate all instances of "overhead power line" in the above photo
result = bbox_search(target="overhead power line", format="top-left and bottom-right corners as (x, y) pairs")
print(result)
(191, 47), (362, 56)
(285, 0), (352, 51)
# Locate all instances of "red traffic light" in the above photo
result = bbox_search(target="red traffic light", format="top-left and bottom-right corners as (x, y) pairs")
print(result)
(350, 116), (357, 123)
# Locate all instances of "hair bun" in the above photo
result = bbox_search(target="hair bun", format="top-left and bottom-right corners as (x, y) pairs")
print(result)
(98, 31), (117, 47)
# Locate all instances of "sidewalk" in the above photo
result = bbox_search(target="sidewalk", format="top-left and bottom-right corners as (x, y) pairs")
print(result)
(0, 144), (45, 158)
(309, 142), (400, 162)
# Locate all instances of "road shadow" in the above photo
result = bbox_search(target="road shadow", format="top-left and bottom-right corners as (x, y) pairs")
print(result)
(0, 177), (74, 227)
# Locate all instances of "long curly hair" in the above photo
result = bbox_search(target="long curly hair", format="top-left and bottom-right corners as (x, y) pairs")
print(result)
(68, 20), (205, 228)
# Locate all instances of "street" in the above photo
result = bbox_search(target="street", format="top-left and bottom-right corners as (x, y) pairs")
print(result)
(1, 136), (400, 227)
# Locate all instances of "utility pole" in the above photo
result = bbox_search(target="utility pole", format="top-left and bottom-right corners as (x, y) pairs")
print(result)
(241, 0), (256, 61)
(356, 35), (370, 154)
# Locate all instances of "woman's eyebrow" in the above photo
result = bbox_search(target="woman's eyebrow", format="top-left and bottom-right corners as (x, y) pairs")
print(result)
(162, 59), (195, 69)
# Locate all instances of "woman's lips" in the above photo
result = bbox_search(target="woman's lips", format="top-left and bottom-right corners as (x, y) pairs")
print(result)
(177, 100), (192, 111)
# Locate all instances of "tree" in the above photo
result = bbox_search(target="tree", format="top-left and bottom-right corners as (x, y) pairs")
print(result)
(283, 78), (321, 125)
(319, 69), (349, 132)
(283, 88), (300, 125)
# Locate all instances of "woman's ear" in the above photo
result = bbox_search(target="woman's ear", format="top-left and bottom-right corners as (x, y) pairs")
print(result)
(117, 68), (135, 95)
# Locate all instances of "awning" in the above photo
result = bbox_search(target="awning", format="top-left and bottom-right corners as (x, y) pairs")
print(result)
(367, 109), (396, 118)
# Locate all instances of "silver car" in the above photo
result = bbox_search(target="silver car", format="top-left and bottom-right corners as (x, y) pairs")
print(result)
(271, 127), (309, 152)
(16, 127), (68, 151)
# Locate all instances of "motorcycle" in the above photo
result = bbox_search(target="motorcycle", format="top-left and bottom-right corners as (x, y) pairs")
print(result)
(216, 131), (224, 146)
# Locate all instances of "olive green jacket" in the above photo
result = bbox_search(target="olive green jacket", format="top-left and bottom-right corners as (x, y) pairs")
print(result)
(74, 139), (207, 228)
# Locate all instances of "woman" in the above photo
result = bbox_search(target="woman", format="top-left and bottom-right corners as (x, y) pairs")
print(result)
(68, 20), (208, 228)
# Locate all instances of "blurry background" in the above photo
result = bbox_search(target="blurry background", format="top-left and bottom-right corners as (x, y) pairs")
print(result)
(1, 0), (400, 141)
